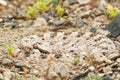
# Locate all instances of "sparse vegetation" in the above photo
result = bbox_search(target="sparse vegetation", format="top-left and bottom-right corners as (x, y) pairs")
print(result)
(106, 4), (120, 19)
(26, 0), (64, 18)
(85, 75), (102, 80)
(26, 6), (38, 18)
(73, 57), (80, 65)
(4, 44), (15, 56)
(29, 76), (38, 80)
(0, 0), (120, 80)
(56, 5), (64, 17)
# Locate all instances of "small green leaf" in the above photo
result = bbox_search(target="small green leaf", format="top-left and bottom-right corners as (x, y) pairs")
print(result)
(4, 44), (15, 56)
(84, 75), (102, 80)
(29, 76), (38, 80)
(37, 1), (47, 11)
(106, 5), (120, 19)
(56, 5), (64, 17)
(26, 6), (38, 18)
(73, 57), (80, 65)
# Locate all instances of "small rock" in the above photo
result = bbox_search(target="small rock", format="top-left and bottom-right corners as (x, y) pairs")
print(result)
(98, 0), (107, 11)
(113, 41), (120, 49)
(33, 18), (47, 27)
(70, 31), (79, 37)
(103, 77), (113, 80)
(116, 58), (120, 63)
(88, 66), (95, 71)
(80, 10), (92, 18)
(37, 42), (52, 54)
(70, 3), (79, 10)
(0, 0), (7, 6)
(116, 74), (120, 79)
(98, 73), (105, 77)
(63, 0), (69, 8)
(42, 12), (54, 21)
(81, 52), (88, 56)
(30, 69), (39, 75)
(56, 32), (65, 40)
(0, 18), (3, 22)
(97, 29), (110, 36)
(68, 0), (78, 5)
(116, 35), (120, 41)
(15, 62), (29, 69)
(43, 33), (51, 40)
(108, 53), (120, 60)
(3, 70), (13, 79)
(90, 27), (97, 33)
(103, 66), (113, 74)
(4, 77), (10, 80)
(48, 71), (58, 79)
(21, 35), (40, 48)
(3, 21), (18, 28)
(76, 18), (85, 28)
(2, 58), (13, 66)
(0, 74), (3, 79)
(33, 49), (40, 54)
(73, 8), (81, 14)
(49, 19), (64, 26)
(77, 0), (90, 5)
(104, 14), (120, 38)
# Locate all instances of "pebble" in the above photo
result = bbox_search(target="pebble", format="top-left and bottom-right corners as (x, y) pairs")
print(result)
(0, 0), (7, 6)
(70, 31), (79, 37)
(77, 0), (90, 5)
(116, 35), (120, 41)
(0, 73), (3, 79)
(103, 66), (113, 74)
(88, 66), (95, 71)
(70, 3), (79, 10)
(43, 33), (51, 40)
(97, 29), (110, 36)
(30, 69), (39, 75)
(108, 53), (120, 60)
(116, 74), (120, 79)
(76, 18), (85, 28)
(2, 58), (13, 66)
(68, 0), (78, 5)
(103, 77), (113, 80)
(3, 70), (13, 80)
(98, 0), (107, 11)
(15, 62), (26, 68)
(116, 58), (120, 63)
(49, 19), (64, 26)
(48, 71), (58, 80)
(37, 42), (52, 54)
(33, 49), (40, 54)
(21, 35), (40, 48)
(33, 18), (47, 27)
(104, 14), (120, 38)
(90, 27), (97, 33)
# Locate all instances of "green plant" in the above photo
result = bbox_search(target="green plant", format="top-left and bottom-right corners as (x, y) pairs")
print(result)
(73, 57), (80, 65)
(36, 1), (47, 12)
(85, 75), (102, 80)
(4, 44), (15, 56)
(106, 5), (120, 19)
(26, 0), (59, 18)
(29, 76), (38, 80)
(43, 0), (58, 7)
(26, 6), (38, 18)
(56, 5), (64, 17)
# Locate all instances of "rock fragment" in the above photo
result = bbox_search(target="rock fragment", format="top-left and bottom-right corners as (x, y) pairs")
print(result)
(104, 14), (120, 38)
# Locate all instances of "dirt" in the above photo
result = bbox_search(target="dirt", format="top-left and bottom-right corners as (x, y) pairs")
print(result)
(0, 0), (120, 80)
